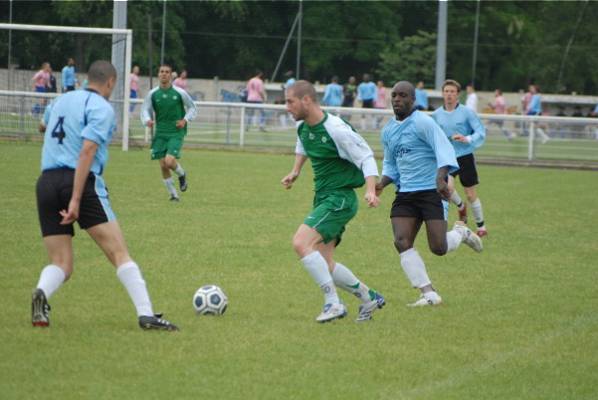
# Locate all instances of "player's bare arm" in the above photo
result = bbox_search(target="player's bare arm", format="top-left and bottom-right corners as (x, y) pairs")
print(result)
(146, 119), (155, 128)
(60, 139), (98, 225)
(175, 119), (187, 129)
(375, 175), (394, 196)
(436, 166), (451, 200)
(364, 176), (380, 208)
(281, 154), (307, 189)
(451, 133), (469, 143)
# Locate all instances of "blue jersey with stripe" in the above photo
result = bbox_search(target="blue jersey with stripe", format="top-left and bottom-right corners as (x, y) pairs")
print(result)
(41, 89), (115, 175)
(431, 104), (486, 158)
(381, 110), (458, 192)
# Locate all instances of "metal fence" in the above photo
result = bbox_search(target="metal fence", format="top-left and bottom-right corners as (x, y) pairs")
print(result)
(2, 90), (598, 167)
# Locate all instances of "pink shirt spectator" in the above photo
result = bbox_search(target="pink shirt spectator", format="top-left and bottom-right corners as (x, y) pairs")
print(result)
(33, 70), (49, 89)
(522, 92), (532, 113)
(130, 73), (139, 92)
(247, 77), (264, 102)
(493, 95), (507, 114)
(375, 87), (387, 109)
(173, 77), (188, 91)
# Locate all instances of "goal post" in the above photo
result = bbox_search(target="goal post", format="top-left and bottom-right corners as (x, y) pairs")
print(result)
(0, 23), (133, 150)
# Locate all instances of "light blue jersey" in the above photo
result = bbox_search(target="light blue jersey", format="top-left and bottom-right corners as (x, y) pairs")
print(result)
(357, 82), (376, 101)
(431, 104), (486, 158)
(381, 110), (458, 192)
(41, 89), (115, 176)
(415, 88), (428, 109)
(527, 94), (542, 115)
(322, 83), (343, 106)
(61, 65), (76, 89)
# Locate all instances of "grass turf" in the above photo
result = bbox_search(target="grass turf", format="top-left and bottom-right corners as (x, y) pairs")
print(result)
(1, 142), (597, 399)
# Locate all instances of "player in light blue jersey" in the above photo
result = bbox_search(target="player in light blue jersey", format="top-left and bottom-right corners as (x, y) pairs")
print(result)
(376, 81), (483, 307)
(321, 76), (343, 107)
(32, 60), (178, 331)
(432, 79), (488, 237)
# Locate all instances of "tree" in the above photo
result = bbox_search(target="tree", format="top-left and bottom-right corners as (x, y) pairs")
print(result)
(376, 30), (437, 85)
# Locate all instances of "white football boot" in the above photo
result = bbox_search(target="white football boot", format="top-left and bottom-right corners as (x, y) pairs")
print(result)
(408, 291), (442, 307)
(453, 222), (483, 252)
(316, 303), (347, 323)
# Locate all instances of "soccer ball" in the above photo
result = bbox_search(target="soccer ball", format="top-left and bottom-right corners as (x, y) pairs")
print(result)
(193, 285), (228, 316)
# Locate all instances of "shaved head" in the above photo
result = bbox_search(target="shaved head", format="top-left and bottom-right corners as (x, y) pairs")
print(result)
(287, 80), (317, 102)
(393, 81), (415, 100)
(87, 60), (117, 85)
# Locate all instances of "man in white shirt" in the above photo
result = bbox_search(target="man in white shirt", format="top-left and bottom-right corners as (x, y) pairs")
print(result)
(465, 84), (478, 112)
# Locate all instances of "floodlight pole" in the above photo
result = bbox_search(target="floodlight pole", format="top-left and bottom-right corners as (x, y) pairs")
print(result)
(160, 0), (167, 65)
(7, 0), (13, 90)
(435, 0), (447, 90)
(296, 0), (303, 80)
(471, 0), (480, 86)
(270, 13), (300, 83)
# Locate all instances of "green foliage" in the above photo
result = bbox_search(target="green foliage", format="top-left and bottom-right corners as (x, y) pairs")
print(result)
(1, 142), (598, 399)
(376, 30), (437, 86)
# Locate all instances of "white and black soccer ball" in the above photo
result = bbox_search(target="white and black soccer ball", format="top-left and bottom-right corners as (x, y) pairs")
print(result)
(193, 285), (228, 316)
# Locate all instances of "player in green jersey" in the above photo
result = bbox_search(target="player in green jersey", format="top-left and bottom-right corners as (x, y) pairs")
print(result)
(141, 64), (197, 201)
(281, 80), (386, 323)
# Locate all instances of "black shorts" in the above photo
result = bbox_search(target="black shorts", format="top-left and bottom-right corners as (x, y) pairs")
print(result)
(450, 153), (479, 187)
(362, 99), (374, 108)
(390, 190), (448, 221)
(36, 168), (115, 237)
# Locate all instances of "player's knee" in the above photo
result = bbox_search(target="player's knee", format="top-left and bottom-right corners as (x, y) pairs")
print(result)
(429, 243), (448, 256)
(292, 235), (312, 258)
(393, 237), (412, 253)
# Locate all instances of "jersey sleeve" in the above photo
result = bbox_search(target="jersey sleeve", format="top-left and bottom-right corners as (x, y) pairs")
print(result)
(418, 116), (459, 173)
(174, 86), (198, 122)
(295, 137), (306, 156)
(140, 88), (157, 126)
(465, 108), (486, 149)
(327, 118), (379, 177)
(381, 128), (400, 186)
(81, 98), (115, 145)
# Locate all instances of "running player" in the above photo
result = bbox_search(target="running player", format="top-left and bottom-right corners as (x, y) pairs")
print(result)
(141, 63), (197, 201)
(281, 80), (385, 323)
(432, 79), (488, 237)
(31, 60), (178, 331)
(376, 81), (483, 307)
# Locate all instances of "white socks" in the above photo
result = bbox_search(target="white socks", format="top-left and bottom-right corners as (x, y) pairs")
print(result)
(470, 198), (485, 227)
(450, 191), (464, 209)
(301, 251), (340, 305)
(36, 264), (66, 299)
(332, 263), (372, 303)
(446, 229), (462, 252)
(174, 163), (185, 177)
(163, 177), (178, 198)
(116, 261), (154, 317)
(399, 248), (432, 288)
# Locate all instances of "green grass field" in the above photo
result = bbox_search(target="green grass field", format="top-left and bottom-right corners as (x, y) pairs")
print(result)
(1, 142), (597, 399)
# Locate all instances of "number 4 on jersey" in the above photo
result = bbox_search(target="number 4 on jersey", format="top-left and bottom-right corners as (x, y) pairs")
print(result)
(51, 117), (66, 144)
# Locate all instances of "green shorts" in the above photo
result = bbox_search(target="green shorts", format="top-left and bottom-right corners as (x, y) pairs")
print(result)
(151, 135), (184, 160)
(304, 189), (358, 245)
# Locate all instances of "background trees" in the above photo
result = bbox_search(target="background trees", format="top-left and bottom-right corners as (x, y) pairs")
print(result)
(0, 0), (597, 94)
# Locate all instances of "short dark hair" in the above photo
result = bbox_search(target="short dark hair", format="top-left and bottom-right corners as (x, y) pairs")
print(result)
(87, 60), (117, 84)
(159, 63), (173, 72)
(288, 80), (317, 101)
(442, 79), (461, 92)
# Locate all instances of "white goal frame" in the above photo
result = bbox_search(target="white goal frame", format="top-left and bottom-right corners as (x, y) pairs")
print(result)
(0, 23), (133, 150)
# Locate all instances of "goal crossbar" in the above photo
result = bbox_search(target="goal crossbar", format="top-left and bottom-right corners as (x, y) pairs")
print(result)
(0, 23), (133, 150)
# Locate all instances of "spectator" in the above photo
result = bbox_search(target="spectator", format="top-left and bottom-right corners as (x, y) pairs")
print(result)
(342, 76), (357, 108)
(322, 76), (343, 107)
(526, 84), (550, 144)
(246, 70), (267, 132)
(374, 80), (388, 129)
(414, 81), (429, 111)
(129, 65), (140, 112)
(61, 58), (77, 92)
(465, 83), (478, 112)
(357, 73), (377, 130)
(173, 69), (188, 91)
(47, 67), (57, 93)
(488, 89), (516, 140)
(31, 62), (51, 116)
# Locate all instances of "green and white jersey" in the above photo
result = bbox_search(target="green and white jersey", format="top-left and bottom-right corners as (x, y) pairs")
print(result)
(141, 85), (197, 137)
(296, 112), (378, 192)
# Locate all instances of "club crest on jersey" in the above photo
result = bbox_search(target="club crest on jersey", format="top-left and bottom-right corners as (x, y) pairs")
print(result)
(321, 136), (328, 143)
(309, 132), (315, 140)
(172, 95), (178, 100)
(162, 94), (167, 98)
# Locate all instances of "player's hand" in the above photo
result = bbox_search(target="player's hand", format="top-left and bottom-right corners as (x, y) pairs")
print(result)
(176, 119), (187, 129)
(281, 172), (299, 189)
(38, 123), (46, 134)
(436, 178), (450, 200)
(365, 191), (380, 208)
(146, 120), (155, 128)
(59, 199), (80, 225)
(451, 134), (468, 143)
(375, 182), (385, 197)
